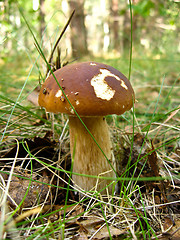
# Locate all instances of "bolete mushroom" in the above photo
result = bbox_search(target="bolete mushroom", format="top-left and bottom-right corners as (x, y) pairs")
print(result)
(38, 62), (135, 194)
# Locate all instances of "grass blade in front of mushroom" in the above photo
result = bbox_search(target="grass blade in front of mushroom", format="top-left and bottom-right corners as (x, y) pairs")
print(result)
(19, 7), (118, 187)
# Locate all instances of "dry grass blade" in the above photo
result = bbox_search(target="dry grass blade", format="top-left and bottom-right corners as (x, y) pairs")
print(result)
(152, 105), (180, 142)
(0, 140), (19, 237)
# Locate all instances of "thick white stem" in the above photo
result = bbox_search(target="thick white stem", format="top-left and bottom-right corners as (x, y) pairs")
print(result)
(69, 116), (116, 194)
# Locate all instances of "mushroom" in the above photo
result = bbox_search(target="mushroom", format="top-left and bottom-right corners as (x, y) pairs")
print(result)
(38, 62), (135, 194)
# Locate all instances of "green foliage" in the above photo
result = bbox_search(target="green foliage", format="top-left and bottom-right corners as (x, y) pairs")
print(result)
(132, 0), (155, 17)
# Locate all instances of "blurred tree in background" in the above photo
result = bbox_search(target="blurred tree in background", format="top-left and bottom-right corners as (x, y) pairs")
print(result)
(0, 0), (179, 59)
(69, 0), (89, 58)
(39, 0), (46, 41)
(109, 0), (120, 51)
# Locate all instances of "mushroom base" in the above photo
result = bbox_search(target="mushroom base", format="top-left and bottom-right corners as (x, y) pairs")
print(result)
(69, 116), (116, 195)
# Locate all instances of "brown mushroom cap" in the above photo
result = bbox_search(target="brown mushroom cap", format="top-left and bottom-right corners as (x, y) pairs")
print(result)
(38, 62), (135, 116)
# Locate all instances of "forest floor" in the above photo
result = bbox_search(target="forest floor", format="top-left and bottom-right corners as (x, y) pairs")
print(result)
(0, 50), (180, 239)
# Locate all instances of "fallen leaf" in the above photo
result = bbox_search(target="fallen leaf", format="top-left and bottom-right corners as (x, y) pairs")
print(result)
(77, 216), (126, 239)
(93, 225), (125, 239)
(159, 219), (180, 240)
(8, 173), (50, 208)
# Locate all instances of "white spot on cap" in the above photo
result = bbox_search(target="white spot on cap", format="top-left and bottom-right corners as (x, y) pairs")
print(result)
(76, 100), (80, 105)
(90, 62), (97, 66)
(70, 108), (74, 114)
(91, 69), (128, 100)
(121, 81), (128, 90)
(55, 89), (62, 98)
(91, 69), (114, 100)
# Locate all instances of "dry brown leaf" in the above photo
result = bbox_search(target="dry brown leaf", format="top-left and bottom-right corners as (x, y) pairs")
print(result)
(169, 219), (180, 239)
(93, 225), (125, 239)
(8, 173), (50, 208)
(157, 219), (180, 240)
(77, 216), (125, 239)
(76, 230), (89, 240)
(162, 217), (174, 231)
(76, 225), (89, 240)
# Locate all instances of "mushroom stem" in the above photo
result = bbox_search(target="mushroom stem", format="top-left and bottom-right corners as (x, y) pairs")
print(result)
(69, 116), (116, 194)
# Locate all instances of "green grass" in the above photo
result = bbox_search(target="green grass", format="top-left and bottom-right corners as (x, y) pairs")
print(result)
(0, 3), (180, 240)
(1, 52), (179, 238)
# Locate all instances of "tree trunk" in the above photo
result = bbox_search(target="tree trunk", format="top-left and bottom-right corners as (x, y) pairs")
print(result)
(68, 0), (89, 58)
(109, 0), (120, 51)
(39, 0), (46, 41)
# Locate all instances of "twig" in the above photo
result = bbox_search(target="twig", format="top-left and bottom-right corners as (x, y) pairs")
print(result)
(46, 9), (75, 76)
